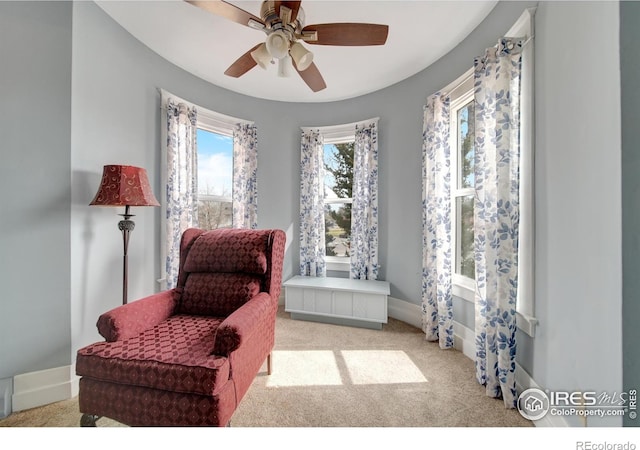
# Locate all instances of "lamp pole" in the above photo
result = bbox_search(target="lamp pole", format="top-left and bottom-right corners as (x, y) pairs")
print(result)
(118, 205), (135, 305)
(90, 165), (159, 306)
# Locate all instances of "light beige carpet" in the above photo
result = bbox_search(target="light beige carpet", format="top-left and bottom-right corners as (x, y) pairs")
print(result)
(0, 306), (532, 428)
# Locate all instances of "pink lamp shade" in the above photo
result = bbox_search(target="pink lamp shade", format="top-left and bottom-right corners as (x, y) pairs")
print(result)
(90, 165), (159, 207)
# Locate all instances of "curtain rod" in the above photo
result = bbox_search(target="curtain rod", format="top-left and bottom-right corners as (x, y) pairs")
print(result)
(428, 33), (534, 102)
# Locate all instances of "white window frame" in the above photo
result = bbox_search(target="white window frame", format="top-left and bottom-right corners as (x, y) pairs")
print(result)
(159, 89), (252, 287)
(196, 114), (234, 229)
(303, 119), (378, 273)
(195, 105), (254, 230)
(440, 7), (538, 336)
(323, 134), (355, 272)
(508, 7), (537, 336)
(449, 77), (477, 300)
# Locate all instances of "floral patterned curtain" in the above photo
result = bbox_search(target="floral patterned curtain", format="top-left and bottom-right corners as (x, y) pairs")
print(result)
(350, 120), (379, 280)
(421, 93), (454, 349)
(233, 123), (258, 229)
(299, 129), (326, 277)
(165, 99), (198, 289)
(473, 37), (523, 408)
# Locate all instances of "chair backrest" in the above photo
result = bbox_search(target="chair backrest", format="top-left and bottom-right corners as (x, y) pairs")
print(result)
(174, 228), (286, 317)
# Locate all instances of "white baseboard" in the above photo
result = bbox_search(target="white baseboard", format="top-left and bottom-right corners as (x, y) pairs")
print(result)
(388, 296), (422, 329)
(12, 365), (79, 412)
(513, 364), (570, 427)
(387, 296), (568, 427)
(388, 297), (477, 358)
(453, 321), (476, 360)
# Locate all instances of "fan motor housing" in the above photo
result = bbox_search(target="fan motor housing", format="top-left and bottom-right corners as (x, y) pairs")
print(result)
(260, 1), (304, 35)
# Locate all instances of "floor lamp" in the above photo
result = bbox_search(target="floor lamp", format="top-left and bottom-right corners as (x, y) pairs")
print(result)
(90, 165), (160, 305)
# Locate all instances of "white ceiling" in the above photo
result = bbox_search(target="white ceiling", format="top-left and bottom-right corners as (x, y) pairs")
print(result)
(96, 0), (497, 103)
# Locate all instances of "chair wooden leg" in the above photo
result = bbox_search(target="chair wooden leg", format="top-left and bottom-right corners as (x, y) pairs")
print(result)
(267, 353), (272, 375)
(80, 414), (99, 427)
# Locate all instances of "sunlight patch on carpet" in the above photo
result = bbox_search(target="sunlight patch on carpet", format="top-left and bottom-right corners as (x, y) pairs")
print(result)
(266, 351), (342, 387)
(341, 350), (428, 385)
(265, 350), (428, 387)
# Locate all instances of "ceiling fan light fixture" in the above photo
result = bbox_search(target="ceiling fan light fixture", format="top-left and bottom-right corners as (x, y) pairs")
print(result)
(266, 30), (290, 59)
(290, 41), (313, 71)
(278, 54), (294, 78)
(250, 43), (271, 70)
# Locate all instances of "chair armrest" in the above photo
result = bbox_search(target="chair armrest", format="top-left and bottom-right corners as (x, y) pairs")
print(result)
(97, 289), (178, 342)
(212, 292), (274, 356)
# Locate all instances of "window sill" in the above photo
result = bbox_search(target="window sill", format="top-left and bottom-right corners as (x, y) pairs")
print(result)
(326, 257), (350, 272)
(453, 280), (538, 338)
(453, 280), (475, 303)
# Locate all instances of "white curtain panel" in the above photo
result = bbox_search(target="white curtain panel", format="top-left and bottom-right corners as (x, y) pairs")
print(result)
(421, 92), (454, 349)
(299, 129), (326, 277)
(165, 99), (198, 289)
(350, 120), (379, 280)
(473, 37), (523, 408)
(233, 123), (258, 229)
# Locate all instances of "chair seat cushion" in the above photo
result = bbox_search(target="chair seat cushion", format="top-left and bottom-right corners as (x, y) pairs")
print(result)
(76, 315), (230, 396)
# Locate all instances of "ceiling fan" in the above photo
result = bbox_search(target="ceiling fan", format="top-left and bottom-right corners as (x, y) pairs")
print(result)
(185, 0), (389, 92)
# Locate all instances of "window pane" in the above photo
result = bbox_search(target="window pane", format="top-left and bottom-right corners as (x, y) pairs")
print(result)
(324, 142), (354, 257)
(197, 128), (233, 197)
(325, 203), (351, 257)
(456, 195), (475, 279)
(197, 128), (233, 230)
(324, 142), (354, 199)
(458, 101), (475, 189)
(198, 199), (232, 230)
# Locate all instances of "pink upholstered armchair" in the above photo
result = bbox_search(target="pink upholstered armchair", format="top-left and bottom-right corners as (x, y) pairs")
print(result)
(75, 228), (286, 426)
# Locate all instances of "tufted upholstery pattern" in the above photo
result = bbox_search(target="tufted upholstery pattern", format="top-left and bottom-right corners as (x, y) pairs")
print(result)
(76, 228), (286, 427)
(77, 315), (228, 395)
(178, 273), (261, 317)
(96, 290), (178, 342)
(77, 378), (236, 427)
(182, 228), (270, 275)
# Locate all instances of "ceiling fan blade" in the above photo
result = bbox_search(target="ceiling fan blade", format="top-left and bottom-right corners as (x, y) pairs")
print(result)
(294, 61), (326, 92)
(185, 0), (265, 30)
(224, 44), (262, 78)
(301, 23), (389, 46)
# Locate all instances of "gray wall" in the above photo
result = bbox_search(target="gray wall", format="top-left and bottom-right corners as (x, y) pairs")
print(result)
(0, 0), (72, 384)
(449, 3), (624, 427)
(1, 0), (629, 428)
(70, 0), (535, 350)
(621, 0), (640, 428)
(534, 0), (622, 426)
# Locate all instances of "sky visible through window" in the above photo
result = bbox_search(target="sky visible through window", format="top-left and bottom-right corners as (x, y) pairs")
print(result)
(324, 143), (339, 200)
(459, 104), (475, 188)
(197, 128), (233, 197)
